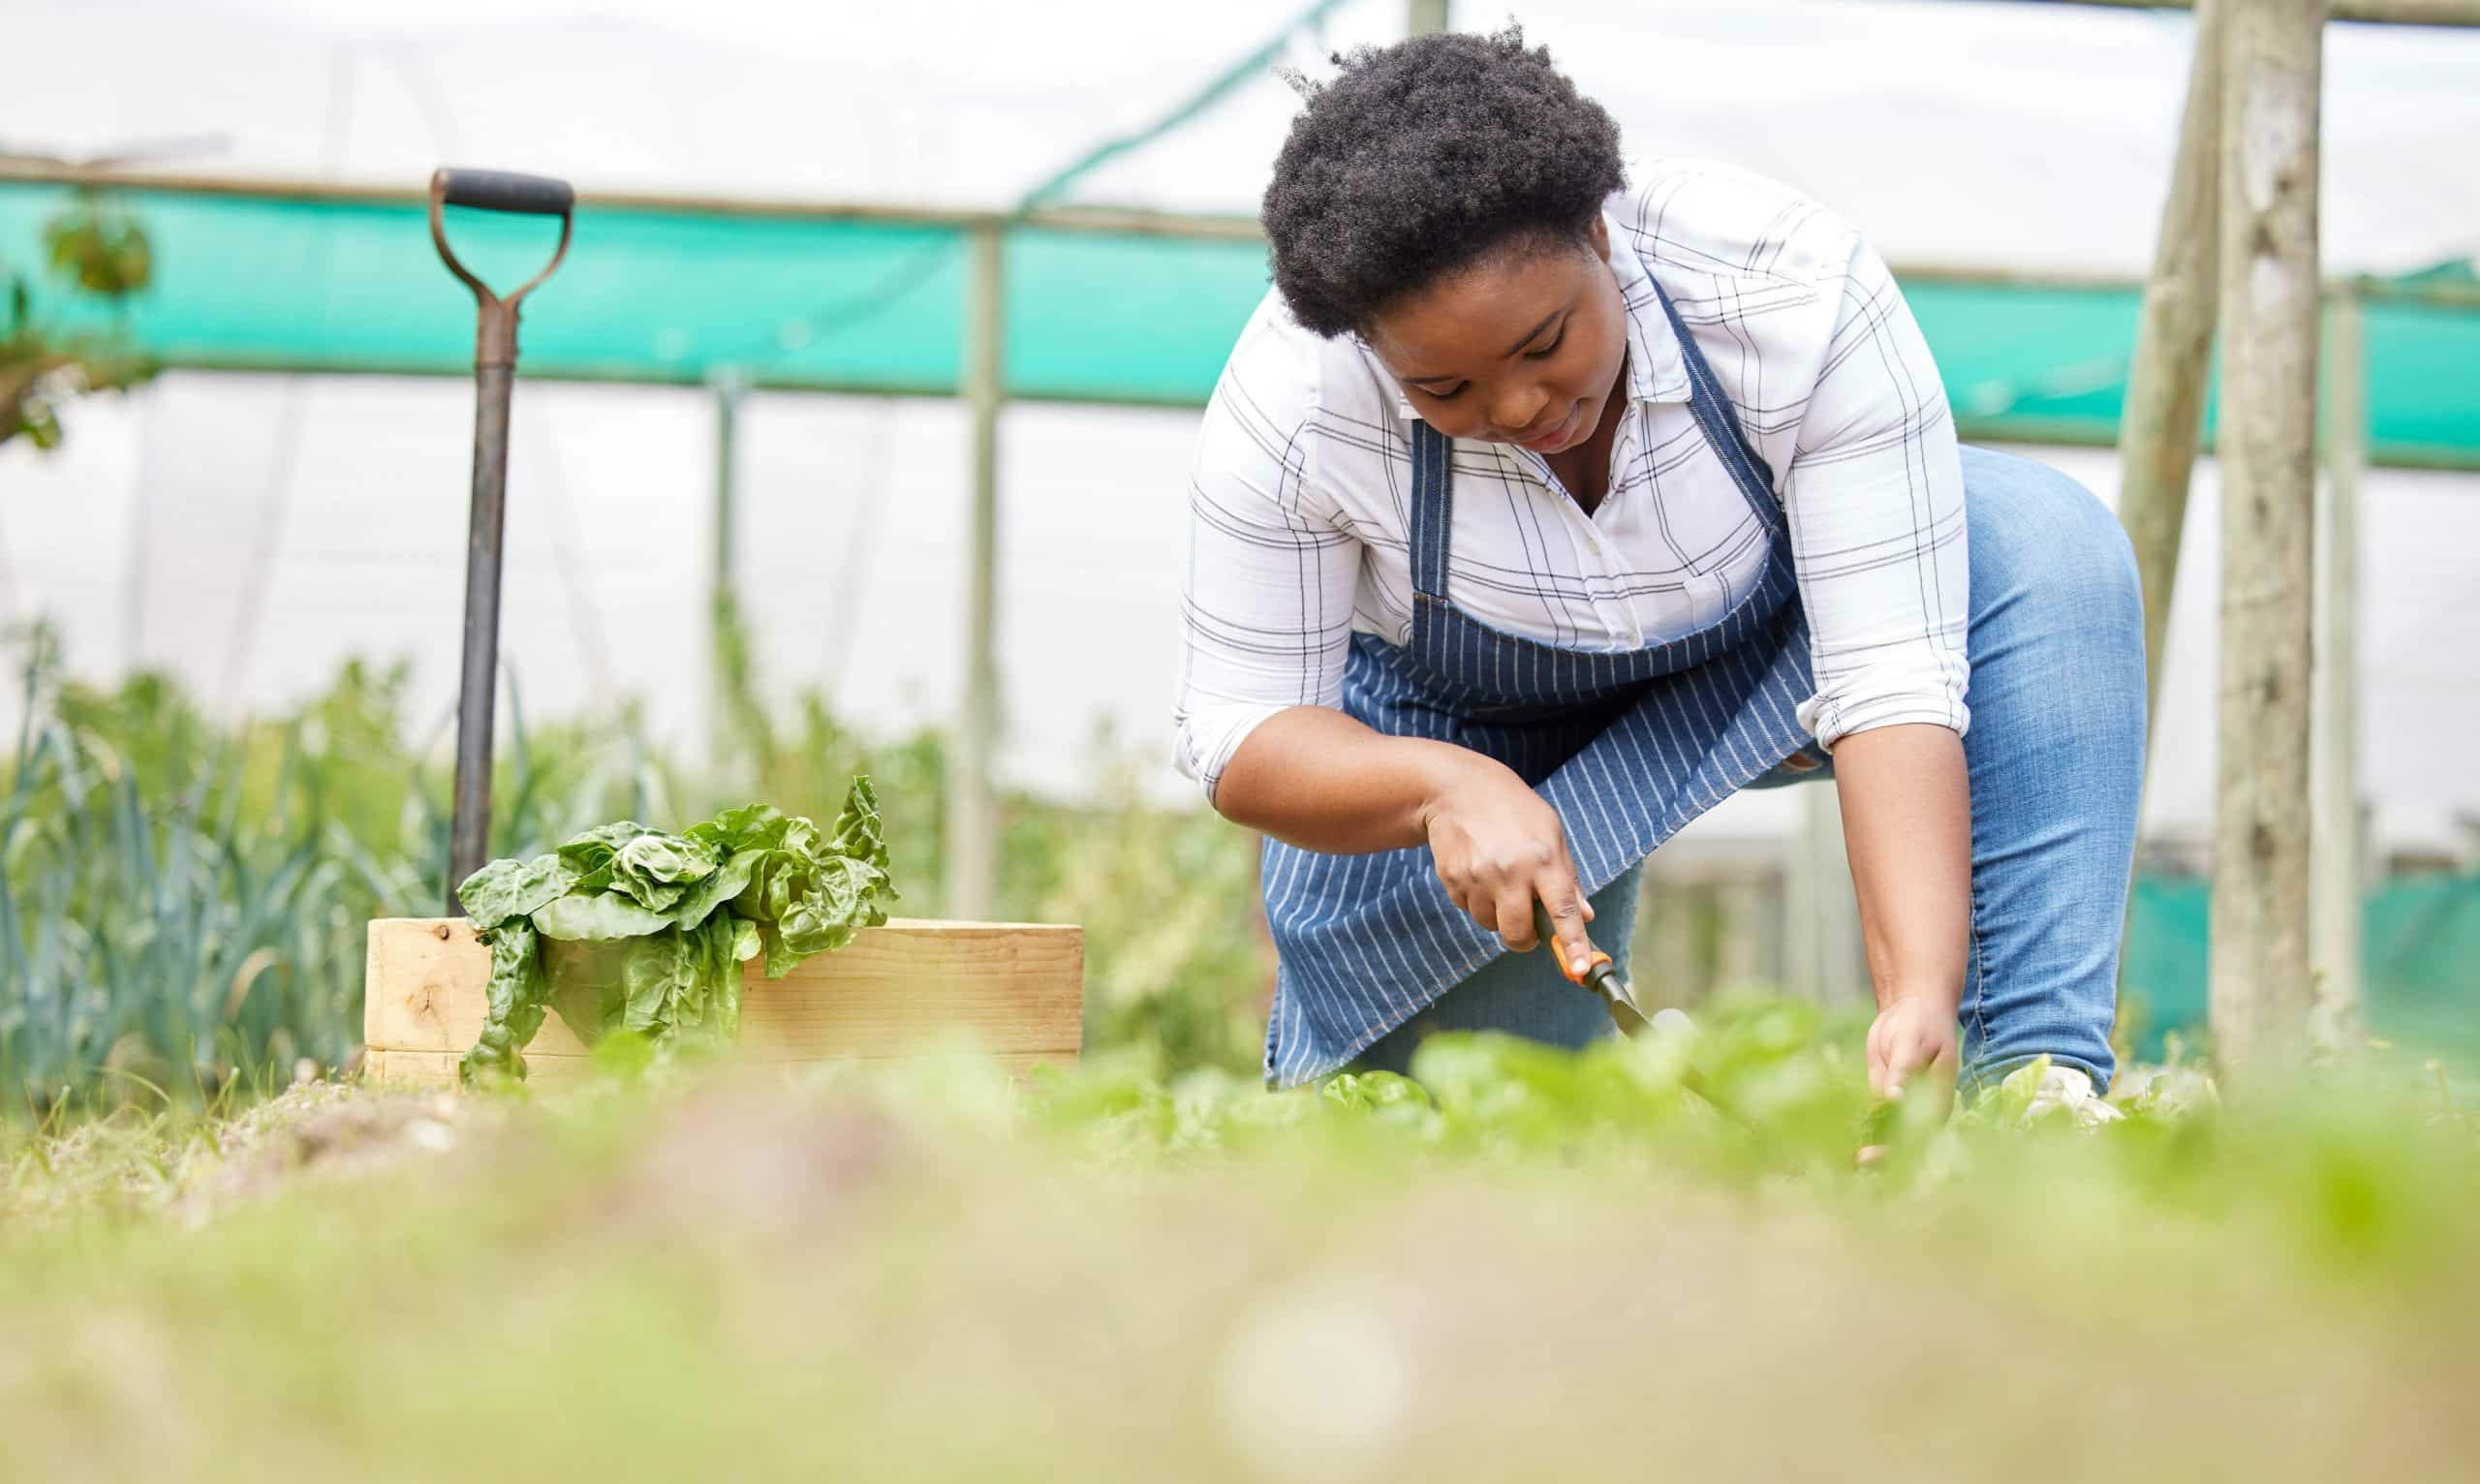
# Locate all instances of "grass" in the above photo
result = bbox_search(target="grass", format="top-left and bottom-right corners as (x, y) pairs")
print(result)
(1, 1013), (2475, 1483)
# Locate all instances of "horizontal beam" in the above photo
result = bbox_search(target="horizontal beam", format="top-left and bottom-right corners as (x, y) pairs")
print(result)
(0, 158), (1264, 242)
(2018, 0), (2480, 25)
(10, 160), (2473, 308)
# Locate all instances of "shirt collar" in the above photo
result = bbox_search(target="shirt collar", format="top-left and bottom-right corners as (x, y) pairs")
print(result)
(1376, 209), (1692, 421)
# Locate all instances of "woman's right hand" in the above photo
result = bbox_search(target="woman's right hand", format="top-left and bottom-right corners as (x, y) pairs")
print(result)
(1416, 750), (1596, 968)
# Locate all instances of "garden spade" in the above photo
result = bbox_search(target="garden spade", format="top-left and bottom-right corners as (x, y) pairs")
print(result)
(426, 168), (574, 912)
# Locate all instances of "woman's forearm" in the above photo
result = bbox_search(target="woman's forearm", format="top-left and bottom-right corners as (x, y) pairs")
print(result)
(1830, 724), (1972, 1012)
(1215, 706), (1487, 854)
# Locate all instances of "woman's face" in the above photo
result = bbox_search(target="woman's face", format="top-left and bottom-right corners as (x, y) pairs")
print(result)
(1363, 216), (1627, 457)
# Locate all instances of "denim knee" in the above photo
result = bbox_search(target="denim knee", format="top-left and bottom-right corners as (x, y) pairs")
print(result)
(1960, 446), (2142, 647)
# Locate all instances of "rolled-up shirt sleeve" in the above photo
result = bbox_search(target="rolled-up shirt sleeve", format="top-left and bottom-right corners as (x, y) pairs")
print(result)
(1173, 315), (1361, 803)
(1784, 229), (1971, 749)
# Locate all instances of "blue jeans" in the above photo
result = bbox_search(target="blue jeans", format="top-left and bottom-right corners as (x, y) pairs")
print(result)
(1352, 447), (2147, 1096)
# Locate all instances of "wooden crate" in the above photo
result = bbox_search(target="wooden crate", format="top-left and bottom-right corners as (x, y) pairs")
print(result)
(361, 916), (1083, 1089)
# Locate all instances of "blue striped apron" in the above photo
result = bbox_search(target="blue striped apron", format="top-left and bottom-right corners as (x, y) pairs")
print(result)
(1259, 278), (1817, 1089)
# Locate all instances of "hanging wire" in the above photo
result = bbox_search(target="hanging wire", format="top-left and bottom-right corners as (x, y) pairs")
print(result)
(215, 373), (315, 713)
(731, 0), (1346, 378)
(386, 36), (620, 722)
(725, 239), (963, 373)
(1011, 0), (1352, 213)
(0, 480), (18, 624)
(215, 43), (356, 715)
(513, 401), (620, 711)
(816, 400), (899, 696)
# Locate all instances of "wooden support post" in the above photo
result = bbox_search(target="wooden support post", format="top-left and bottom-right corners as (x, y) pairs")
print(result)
(1639, 869), (1701, 1008)
(1783, 805), (1824, 1004)
(2117, 0), (2223, 735)
(1817, 791), (1866, 1005)
(2310, 289), (2366, 1046)
(1715, 876), (1765, 989)
(2209, 0), (2324, 1081)
(947, 225), (1005, 921)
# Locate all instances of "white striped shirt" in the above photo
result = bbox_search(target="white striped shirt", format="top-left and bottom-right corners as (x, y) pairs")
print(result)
(1174, 156), (1969, 801)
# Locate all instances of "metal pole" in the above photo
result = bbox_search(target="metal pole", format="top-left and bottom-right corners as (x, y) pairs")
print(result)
(2117, 0), (2223, 739)
(1409, 0), (1450, 33)
(711, 368), (746, 768)
(2310, 289), (2366, 1046)
(946, 225), (1005, 921)
(448, 326), (515, 908)
(2208, 0), (2325, 1082)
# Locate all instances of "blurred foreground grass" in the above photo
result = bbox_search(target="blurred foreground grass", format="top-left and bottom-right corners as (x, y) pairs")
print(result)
(13, 619), (2480, 1480)
(4, 1002), (2477, 1484)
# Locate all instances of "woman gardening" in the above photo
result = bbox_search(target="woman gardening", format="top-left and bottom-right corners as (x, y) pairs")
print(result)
(1173, 27), (2144, 1113)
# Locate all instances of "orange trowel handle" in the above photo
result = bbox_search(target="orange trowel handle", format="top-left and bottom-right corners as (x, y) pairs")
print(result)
(1529, 900), (1610, 984)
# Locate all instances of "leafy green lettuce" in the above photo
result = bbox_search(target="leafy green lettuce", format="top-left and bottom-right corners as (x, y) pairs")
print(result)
(452, 779), (896, 1085)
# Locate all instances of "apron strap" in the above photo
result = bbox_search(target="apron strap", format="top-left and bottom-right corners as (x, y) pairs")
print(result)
(1407, 418), (1454, 600)
(1644, 278), (1785, 538)
(1408, 275), (1781, 603)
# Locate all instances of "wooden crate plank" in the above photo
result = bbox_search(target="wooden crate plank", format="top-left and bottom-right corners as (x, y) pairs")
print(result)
(361, 1047), (1070, 1092)
(364, 917), (1083, 1065)
(738, 922), (1084, 1059)
(362, 918), (492, 1053)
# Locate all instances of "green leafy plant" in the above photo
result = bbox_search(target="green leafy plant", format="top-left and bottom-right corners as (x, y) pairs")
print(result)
(42, 194), (152, 295)
(3, 190), (155, 449)
(452, 783), (898, 1085)
(0, 629), (649, 1119)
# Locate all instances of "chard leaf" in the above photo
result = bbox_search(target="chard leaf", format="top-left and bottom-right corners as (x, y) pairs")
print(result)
(562, 820), (655, 856)
(460, 783), (893, 1075)
(774, 853), (890, 961)
(533, 890), (674, 942)
(677, 912), (748, 1043)
(554, 821), (654, 894)
(457, 920), (548, 1085)
(620, 929), (691, 1035)
(542, 938), (628, 1045)
(778, 815), (823, 859)
(756, 919), (796, 980)
(829, 776), (891, 874)
(456, 852), (575, 931)
(608, 830), (720, 912)
(665, 847), (762, 930)
(687, 803), (785, 856)
(542, 931), (692, 1042)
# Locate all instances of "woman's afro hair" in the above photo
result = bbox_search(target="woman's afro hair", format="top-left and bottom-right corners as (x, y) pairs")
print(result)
(1260, 25), (1625, 339)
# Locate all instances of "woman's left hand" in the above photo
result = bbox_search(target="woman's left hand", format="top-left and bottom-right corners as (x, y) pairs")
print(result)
(1865, 994), (1958, 1101)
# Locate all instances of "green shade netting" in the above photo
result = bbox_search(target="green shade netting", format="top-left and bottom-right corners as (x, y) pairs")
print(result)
(5, 182), (2474, 460)
(2124, 873), (2480, 1062)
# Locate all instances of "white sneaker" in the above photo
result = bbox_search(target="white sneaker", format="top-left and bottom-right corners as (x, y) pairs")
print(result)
(2023, 1066), (2124, 1127)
